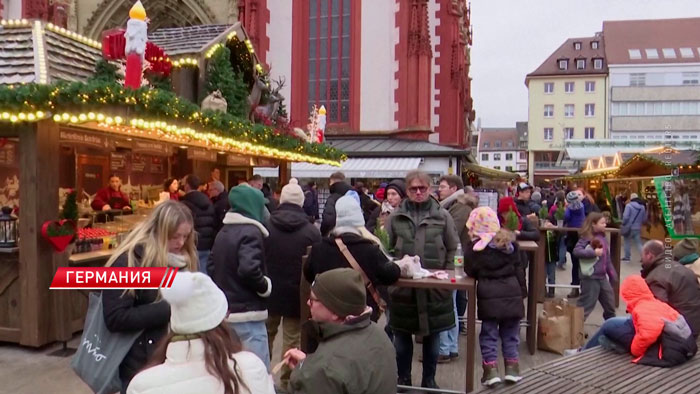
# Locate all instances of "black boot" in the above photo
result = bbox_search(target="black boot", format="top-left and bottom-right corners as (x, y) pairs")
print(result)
(546, 287), (555, 298)
(397, 376), (412, 393)
(567, 288), (580, 298)
(421, 378), (440, 389)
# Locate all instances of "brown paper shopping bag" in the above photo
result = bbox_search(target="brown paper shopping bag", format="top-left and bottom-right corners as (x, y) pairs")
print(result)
(538, 306), (572, 355)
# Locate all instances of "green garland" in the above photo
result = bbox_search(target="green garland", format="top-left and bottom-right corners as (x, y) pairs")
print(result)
(0, 80), (345, 162)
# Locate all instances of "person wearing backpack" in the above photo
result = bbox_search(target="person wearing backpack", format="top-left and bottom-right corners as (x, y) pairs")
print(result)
(573, 212), (618, 322)
(621, 193), (646, 262)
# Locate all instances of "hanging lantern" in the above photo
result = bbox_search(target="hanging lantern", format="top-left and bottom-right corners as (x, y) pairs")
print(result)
(0, 206), (18, 247)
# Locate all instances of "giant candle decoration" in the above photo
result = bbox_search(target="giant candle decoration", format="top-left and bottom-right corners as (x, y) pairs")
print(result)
(317, 105), (326, 143)
(124, 1), (148, 89)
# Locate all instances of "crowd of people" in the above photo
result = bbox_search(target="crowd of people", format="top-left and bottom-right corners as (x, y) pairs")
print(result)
(93, 169), (700, 393)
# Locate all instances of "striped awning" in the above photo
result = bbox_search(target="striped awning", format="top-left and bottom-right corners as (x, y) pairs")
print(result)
(254, 157), (422, 178)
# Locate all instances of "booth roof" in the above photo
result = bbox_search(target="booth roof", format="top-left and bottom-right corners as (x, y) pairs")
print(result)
(0, 20), (103, 85)
(325, 137), (470, 158)
(617, 151), (700, 177)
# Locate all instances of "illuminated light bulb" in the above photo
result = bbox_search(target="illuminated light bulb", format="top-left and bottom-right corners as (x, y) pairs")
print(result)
(27, 113), (36, 121)
(53, 114), (61, 122)
(78, 113), (87, 121)
(114, 116), (123, 124)
(70, 116), (78, 123)
(105, 117), (114, 125)
(87, 112), (95, 120)
(18, 113), (26, 120)
(96, 113), (105, 121)
(10, 115), (18, 122)
(36, 111), (44, 118)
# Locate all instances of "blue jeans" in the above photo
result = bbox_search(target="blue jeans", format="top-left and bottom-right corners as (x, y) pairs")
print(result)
(584, 316), (635, 351)
(439, 291), (459, 356)
(197, 249), (211, 275)
(557, 236), (567, 266)
(546, 260), (556, 285)
(480, 319), (520, 363)
(623, 230), (643, 260)
(229, 321), (271, 370)
(394, 331), (440, 383)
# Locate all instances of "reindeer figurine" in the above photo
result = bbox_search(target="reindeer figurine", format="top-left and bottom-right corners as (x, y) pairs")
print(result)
(254, 76), (286, 121)
(247, 73), (269, 121)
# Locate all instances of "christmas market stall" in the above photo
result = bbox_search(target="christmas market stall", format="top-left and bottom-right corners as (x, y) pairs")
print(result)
(603, 149), (700, 240)
(0, 12), (342, 347)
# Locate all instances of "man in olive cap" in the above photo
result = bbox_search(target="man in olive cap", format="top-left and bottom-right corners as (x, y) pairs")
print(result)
(285, 268), (397, 394)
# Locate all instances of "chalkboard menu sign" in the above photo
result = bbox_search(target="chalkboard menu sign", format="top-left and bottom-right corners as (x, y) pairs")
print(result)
(132, 154), (147, 173)
(110, 152), (127, 171)
(151, 156), (164, 174)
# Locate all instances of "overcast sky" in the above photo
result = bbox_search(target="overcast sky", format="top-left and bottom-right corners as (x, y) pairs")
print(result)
(470, 0), (700, 128)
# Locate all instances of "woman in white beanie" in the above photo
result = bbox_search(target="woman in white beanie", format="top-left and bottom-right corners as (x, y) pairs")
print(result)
(127, 272), (275, 394)
(305, 191), (400, 323)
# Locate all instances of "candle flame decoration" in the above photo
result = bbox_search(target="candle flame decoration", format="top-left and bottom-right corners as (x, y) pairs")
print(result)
(124, 1), (148, 89)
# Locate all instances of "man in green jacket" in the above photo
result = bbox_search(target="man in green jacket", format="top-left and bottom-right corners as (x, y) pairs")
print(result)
(386, 170), (459, 390)
(285, 268), (397, 394)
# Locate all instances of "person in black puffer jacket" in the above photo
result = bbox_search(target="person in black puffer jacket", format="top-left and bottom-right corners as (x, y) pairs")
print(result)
(320, 172), (352, 236)
(208, 180), (230, 233)
(103, 201), (199, 393)
(464, 207), (525, 388)
(306, 192), (400, 323)
(264, 179), (321, 389)
(180, 174), (216, 274)
(209, 184), (273, 370)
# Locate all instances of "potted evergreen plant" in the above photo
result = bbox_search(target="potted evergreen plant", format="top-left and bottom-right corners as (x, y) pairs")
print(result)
(539, 206), (549, 227)
(555, 203), (566, 227)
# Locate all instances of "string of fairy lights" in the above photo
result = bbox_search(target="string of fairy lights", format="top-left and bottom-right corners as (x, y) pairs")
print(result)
(0, 20), (344, 165)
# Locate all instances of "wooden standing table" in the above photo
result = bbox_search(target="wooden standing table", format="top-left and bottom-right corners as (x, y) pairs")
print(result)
(395, 272), (477, 393)
(517, 240), (541, 355)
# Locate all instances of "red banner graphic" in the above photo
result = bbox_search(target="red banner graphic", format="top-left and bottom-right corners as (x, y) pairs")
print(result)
(50, 267), (178, 290)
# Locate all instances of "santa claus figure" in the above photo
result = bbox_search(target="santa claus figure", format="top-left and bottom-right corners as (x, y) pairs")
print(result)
(316, 105), (326, 143)
(124, 1), (148, 89)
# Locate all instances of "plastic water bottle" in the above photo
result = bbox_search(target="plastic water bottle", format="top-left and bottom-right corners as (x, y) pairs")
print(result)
(454, 244), (465, 279)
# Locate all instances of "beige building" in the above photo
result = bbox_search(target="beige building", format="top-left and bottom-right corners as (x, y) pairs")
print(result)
(526, 35), (608, 184)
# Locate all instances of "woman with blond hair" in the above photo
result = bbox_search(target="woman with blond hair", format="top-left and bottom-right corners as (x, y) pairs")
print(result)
(103, 200), (198, 393)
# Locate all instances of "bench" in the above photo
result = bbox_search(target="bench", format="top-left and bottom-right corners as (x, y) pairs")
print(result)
(478, 345), (700, 393)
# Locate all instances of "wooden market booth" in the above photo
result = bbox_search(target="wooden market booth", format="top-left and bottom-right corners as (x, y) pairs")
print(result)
(0, 20), (341, 347)
(603, 149), (700, 240)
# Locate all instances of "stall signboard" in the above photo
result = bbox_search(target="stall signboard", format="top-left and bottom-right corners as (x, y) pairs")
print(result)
(59, 129), (110, 149)
(132, 140), (171, 156)
(227, 155), (253, 167)
(255, 158), (277, 167)
(187, 148), (217, 162)
(110, 152), (128, 172)
(654, 173), (700, 239)
(0, 140), (17, 168)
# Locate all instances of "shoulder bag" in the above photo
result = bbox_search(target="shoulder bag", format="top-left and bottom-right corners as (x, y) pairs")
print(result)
(335, 238), (387, 315)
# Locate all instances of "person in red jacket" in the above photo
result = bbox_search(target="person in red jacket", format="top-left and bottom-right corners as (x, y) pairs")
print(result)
(584, 275), (697, 367)
(91, 174), (131, 212)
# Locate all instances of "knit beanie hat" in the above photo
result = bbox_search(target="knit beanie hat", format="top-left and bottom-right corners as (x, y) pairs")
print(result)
(375, 188), (386, 201)
(531, 191), (542, 203)
(466, 206), (501, 251)
(280, 178), (305, 207)
(673, 238), (700, 261)
(229, 184), (265, 223)
(335, 191), (365, 228)
(497, 196), (522, 231)
(160, 271), (228, 334)
(312, 268), (366, 317)
(566, 191), (583, 210)
(386, 179), (407, 199)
